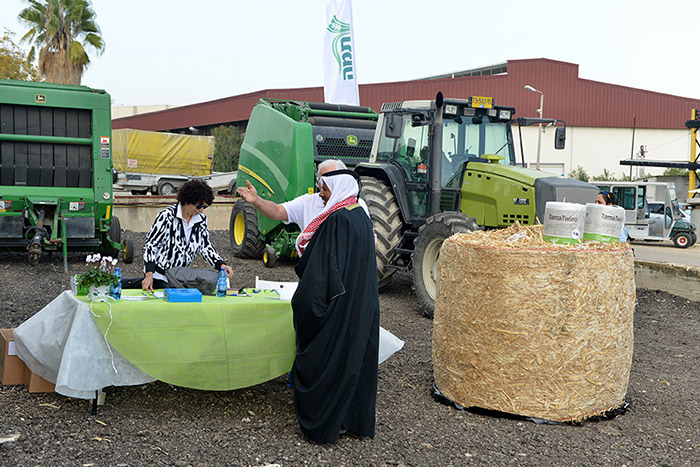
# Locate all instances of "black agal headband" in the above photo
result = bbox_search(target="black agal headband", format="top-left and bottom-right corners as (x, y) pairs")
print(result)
(318, 169), (362, 193)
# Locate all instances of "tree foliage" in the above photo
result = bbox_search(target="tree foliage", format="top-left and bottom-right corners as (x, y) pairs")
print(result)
(211, 125), (244, 172)
(595, 168), (618, 181)
(568, 166), (590, 182)
(0, 29), (39, 80)
(18, 0), (104, 84)
(662, 167), (689, 177)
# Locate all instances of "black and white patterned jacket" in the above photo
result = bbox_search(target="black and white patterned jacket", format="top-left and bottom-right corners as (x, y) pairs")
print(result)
(143, 203), (225, 275)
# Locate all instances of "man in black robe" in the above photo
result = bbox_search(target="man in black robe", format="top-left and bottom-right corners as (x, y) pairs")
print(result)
(290, 171), (380, 444)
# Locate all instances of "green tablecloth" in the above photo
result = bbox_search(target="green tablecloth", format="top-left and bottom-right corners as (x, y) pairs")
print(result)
(83, 290), (295, 391)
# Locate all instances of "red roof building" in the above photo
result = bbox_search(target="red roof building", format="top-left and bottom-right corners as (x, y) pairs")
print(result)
(112, 58), (699, 181)
(113, 58), (700, 133)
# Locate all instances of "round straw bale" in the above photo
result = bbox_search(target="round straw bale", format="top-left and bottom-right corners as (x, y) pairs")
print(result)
(432, 224), (635, 422)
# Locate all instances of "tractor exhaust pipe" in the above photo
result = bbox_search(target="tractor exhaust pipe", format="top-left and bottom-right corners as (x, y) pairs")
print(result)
(429, 92), (444, 217)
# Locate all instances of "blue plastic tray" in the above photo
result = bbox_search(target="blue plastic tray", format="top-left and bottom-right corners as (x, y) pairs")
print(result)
(164, 288), (202, 303)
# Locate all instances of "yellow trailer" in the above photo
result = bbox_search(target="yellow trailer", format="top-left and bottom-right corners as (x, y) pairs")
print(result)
(112, 129), (214, 195)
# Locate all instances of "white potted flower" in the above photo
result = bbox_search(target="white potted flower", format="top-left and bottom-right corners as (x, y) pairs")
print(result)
(75, 254), (119, 300)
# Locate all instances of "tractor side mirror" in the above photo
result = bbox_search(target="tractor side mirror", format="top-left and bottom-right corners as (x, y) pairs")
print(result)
(411, 113), (427, 127)
(555, 127), (566, 150)
(385, 113), (403, 139)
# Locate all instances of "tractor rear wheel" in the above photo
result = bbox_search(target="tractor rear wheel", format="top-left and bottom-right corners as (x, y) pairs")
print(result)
(360, 176), (403, 289)
(229, 199), (265, 258)
(412, 212), (479, 318)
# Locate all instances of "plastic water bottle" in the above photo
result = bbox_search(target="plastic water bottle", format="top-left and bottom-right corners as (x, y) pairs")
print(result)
(217, 267), (227, 297)
(111, 267), (122, 299)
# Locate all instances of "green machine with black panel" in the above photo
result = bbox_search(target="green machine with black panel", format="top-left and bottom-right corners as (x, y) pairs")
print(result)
(0, 79), (134, 270)
(229, 99), (377, 266)
(356, 93), (599, 316)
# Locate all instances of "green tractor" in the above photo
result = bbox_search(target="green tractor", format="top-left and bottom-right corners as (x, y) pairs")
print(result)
(230, 99), (378, 266)
(0, 79), (134, 271)
(356, 93), (599, 316)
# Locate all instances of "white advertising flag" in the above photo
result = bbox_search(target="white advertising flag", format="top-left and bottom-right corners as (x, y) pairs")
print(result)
(323, 0), (359, 105)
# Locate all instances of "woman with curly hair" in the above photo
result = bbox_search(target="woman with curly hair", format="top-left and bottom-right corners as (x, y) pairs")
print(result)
(122, 179), (233, 290)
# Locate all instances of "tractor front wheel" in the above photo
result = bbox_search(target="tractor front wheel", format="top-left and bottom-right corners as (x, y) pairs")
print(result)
(229, 199), (265, 258)
(412, 212), (479, 318)
(360, 176), (403, 289)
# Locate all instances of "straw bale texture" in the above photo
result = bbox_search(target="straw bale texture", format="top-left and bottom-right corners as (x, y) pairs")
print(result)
(432, 224), (635, 422)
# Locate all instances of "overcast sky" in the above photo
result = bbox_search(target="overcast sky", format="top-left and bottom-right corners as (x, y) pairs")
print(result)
(2, 1), (698, 107)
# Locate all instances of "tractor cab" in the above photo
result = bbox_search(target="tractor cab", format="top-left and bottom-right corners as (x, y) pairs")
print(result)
(370, 96), (517, 220)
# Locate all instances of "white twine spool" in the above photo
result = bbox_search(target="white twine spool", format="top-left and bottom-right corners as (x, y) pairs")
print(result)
(543, 202), (587, 244)
(584, 203), (626, 243)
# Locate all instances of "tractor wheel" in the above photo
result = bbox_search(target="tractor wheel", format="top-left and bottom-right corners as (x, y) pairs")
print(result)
(412, 212), (479, 318)
(108, 216), (122, 258)
(263, 245), (277, 268)
(123, 238), (135, 263)
(229, 199), (265, 258)
(673, 231), (692, 248)
(157, 181), (177, 196)
(228, 177), (238, 194)
(360, 176), (403, 289)
(690, 232), (697, 247)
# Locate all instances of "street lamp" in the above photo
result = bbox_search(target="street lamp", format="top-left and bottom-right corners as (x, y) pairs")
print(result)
(524, 85), (544, 170)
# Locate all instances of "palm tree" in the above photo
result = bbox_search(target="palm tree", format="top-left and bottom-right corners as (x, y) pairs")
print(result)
(18, 0), (104, 85)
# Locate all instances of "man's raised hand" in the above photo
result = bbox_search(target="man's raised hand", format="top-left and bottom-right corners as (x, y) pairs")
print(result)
(237, 179), (258, 204)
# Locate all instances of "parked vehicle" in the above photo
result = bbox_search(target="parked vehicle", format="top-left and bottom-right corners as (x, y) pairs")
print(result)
(593, 182), (696, 248)
(198, 171), (237, 195)
(650, 201), (692, 221)
(112, 129), (235, 195)
(0, 79), (134, 270)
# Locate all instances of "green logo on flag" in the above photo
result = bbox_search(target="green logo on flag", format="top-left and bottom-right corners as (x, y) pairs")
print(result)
(327, 15), (354, 81)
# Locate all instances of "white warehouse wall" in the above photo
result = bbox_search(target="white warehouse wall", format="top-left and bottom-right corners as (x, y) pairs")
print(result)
(512, 126), (692, 179)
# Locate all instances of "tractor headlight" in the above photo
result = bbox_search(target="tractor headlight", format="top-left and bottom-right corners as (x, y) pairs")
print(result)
(499, 109), (512, 120)
(444, 104), (458, 115)
(487, 108), (497, 117)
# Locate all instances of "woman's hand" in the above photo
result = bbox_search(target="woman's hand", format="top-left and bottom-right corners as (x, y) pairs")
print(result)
(142, 272), (154, 291)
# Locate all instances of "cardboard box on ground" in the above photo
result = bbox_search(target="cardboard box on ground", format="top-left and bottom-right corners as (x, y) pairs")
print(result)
(1, 329), (55, 393)
(0, 328), (25, 385)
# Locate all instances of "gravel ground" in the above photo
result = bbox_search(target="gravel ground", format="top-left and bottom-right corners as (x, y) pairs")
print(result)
(0, 230), (699, 466)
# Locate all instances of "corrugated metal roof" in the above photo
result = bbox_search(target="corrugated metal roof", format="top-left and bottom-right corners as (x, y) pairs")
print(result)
(112, 58), (700, 131)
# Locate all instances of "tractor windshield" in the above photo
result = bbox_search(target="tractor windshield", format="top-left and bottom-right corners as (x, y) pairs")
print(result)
(376, 112), (516, 188)
(442, 117), (515, 165)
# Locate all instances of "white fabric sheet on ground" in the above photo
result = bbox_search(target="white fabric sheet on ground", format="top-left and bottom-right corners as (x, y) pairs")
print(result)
(13, 291), (155, 399)
(379, 327), (404, 364)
